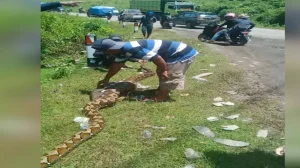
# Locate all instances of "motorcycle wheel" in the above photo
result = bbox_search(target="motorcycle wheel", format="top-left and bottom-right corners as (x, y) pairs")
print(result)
(198, 33), (207, 42)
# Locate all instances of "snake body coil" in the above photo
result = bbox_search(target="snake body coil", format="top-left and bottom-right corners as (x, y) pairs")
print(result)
(41, 67), (155, 167)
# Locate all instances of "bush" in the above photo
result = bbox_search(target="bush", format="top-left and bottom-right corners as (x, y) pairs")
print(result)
(193, 0), (285, 27)
(41, 13), (114, 57)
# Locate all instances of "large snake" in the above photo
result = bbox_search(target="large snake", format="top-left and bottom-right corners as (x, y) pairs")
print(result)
(40, 67), (156, 167)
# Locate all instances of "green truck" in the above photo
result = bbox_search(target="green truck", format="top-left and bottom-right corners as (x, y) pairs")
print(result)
(129, 0), (196, 19)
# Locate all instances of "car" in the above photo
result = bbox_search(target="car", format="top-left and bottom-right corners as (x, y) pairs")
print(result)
(172, 11), (220, 29)
(118, 9), (144, 22)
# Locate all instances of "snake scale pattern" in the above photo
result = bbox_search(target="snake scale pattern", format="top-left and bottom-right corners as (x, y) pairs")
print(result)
(40, 67), (155, 167)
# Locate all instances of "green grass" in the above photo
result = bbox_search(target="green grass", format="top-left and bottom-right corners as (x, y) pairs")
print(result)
(41, 21), (284, 167)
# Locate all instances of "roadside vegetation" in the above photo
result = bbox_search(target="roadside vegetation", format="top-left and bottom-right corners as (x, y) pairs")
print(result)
(43, 0), (285, 29)
(41, 13), (284, 167)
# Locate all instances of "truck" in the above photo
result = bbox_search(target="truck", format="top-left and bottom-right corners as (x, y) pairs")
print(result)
(129, 0), (197, 19)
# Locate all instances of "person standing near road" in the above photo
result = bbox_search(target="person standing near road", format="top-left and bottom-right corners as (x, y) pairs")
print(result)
(138, 11), (157, 39)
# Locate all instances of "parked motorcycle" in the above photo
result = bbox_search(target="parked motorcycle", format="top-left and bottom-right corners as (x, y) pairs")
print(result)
(160, 15), (173, 29)
(78, 7), (86, 13)
(198, 23), (251, 45)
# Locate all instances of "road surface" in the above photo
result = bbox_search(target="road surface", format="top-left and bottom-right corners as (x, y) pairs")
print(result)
(69, 13), (285, 102)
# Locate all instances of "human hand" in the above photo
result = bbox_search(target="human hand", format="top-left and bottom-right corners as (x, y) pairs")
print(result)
(160, 71), (169, 80)
(60, 1), (83, 7)
(97, 79), (109, 88)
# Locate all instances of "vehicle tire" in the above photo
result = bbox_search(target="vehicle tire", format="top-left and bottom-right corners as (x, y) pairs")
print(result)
(186, 22), (194, 29)
(238, 36), (248, 46)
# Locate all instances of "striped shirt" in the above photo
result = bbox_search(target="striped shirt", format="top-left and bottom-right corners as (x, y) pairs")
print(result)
(114, 40), (198, 64)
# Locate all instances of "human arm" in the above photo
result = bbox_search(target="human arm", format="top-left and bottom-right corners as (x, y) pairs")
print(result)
(97, 62), (124, 88)
(152, 56), (169, 80)
(139, 17), (144, 27)
(248, 21), (255, 30)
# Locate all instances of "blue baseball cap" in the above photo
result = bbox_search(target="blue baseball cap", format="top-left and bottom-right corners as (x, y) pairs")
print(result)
(92, 38), (126, 51)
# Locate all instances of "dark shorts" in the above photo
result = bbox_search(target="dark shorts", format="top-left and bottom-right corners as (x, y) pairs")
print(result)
(142, 24), (153, 34)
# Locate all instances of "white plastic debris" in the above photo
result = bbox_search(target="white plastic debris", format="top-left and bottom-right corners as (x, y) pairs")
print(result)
(184, 164), (195, 168)
(166, 115), (175, 119)
(207, 116), (219, 122)
(73, 117), (90, 130)
(226, 91), (237, 95)
(142, 130), (152, 139)
(213, 102), (224, 107)
(222, 125), (239, 131)
(74, 117), (89, 123)
(225, 114), (240, 120)
(184, 148), (200, 159)
(58, 84), (63, 87)
(180, 93), (190, 97)
(213, 138), (249, 147)
(221, 102), (235, 106)
(138, 72), (144, 74)
(78, 108), (83, 111)
(144, 125), (166, 130)
(193, 77), (208, 82)
(213, 97), (223, 102)
(136, 83), (150, 89)
(160, 137), (177, 141)
(257, 129), (268, 138)
(193, 126), (215, 138)
(210, 64), (216, 67)
(242, 118), (253, 123)
(195, 72), (213, 78)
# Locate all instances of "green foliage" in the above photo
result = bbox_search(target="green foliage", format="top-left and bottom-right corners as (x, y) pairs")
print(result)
(41, 13), (114, 57)
(193, 0), (285, 27)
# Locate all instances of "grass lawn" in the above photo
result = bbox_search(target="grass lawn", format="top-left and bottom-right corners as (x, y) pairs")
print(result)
(41, 20), (284, 168)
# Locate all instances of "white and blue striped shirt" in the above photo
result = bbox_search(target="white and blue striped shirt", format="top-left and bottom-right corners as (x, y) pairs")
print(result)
(114, 39), (198, 64)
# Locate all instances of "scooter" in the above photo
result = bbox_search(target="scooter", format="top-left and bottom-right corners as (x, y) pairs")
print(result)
(160, 16), (173, 29)
(198, 23), (251, 46)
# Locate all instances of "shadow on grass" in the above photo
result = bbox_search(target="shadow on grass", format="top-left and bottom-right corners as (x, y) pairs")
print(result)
(127, 89), (176, 102)
(79, 89), (91, 95)
(203, 150), (285, 168)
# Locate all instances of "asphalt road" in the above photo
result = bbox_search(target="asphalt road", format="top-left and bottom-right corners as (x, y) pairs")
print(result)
(69, 13), (285, 100)
(169, 25), (285, 101)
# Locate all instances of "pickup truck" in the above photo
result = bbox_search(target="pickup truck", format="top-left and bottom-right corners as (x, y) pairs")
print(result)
(172, 11), (220, 28)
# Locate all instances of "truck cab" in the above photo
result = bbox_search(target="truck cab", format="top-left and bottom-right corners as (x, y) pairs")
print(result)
(164, 1), (195, 16)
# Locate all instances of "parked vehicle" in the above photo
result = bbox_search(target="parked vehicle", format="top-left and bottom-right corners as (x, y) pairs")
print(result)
(118, 9), (144, 22)
(87, 6), (119, 17)
(198, 22), (251, 45)
(172, 11), (220, 28)
(129, 0), (197, 20)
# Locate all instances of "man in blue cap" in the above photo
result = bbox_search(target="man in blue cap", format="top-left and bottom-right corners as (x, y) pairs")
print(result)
(139, 11), (157, 39)
(92, 38), (199, 102)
